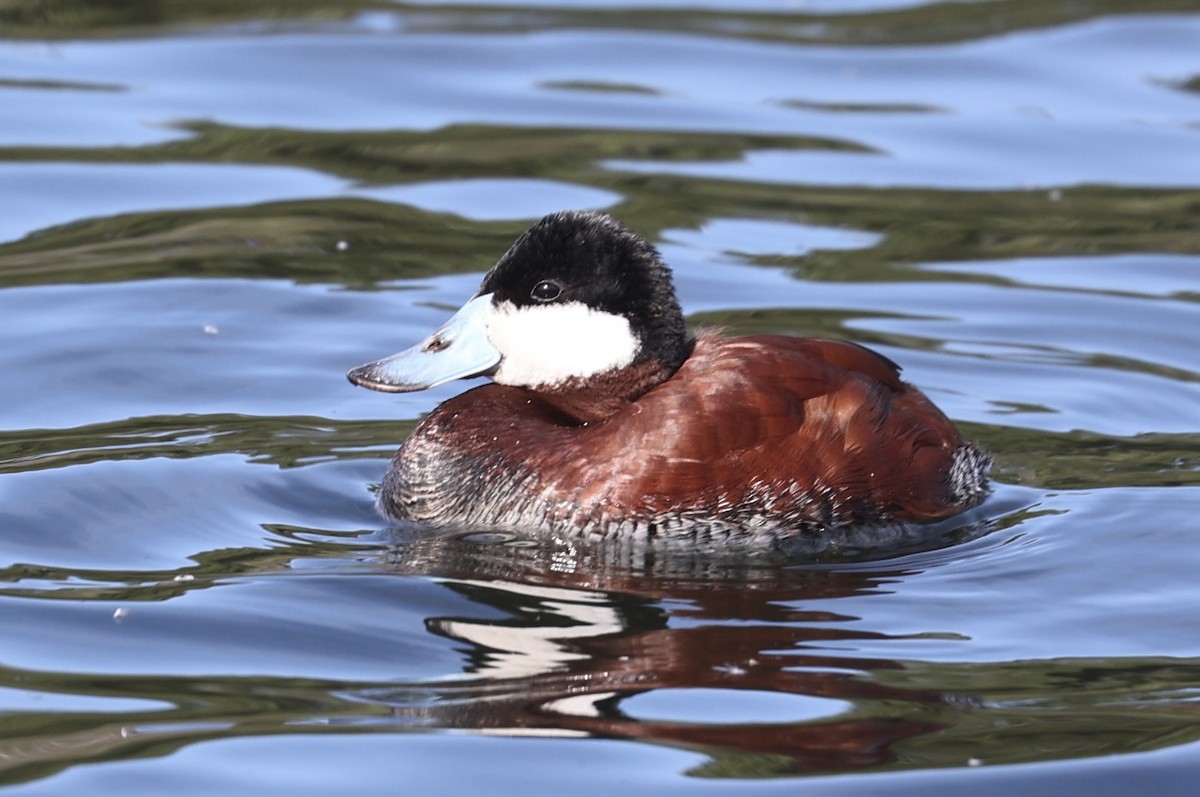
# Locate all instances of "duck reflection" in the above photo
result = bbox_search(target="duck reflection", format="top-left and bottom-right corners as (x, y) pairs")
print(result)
(364, 527), (982, 776)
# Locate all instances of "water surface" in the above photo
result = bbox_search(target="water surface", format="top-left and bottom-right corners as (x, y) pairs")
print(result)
(2, 1), (1199, 795)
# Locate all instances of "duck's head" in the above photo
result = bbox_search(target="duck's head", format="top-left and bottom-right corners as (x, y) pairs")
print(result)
(348, 211), (690, 398)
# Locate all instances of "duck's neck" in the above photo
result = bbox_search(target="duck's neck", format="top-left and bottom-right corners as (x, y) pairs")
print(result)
(529, 357), (678, 425)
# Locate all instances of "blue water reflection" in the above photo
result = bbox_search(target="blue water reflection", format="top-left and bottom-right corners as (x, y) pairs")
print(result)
(2, 1), (1199, 794)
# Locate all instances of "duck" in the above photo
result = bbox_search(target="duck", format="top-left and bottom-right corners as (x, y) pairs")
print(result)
(348, 210), (990, 546)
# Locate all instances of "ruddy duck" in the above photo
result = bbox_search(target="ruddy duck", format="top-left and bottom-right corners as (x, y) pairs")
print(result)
(349, 211), (989, 545)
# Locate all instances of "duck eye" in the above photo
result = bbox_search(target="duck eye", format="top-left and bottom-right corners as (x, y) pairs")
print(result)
(530, 280), (562, 302)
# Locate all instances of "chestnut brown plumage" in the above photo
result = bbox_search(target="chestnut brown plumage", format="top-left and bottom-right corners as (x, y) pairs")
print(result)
(378, 330), (988, 538)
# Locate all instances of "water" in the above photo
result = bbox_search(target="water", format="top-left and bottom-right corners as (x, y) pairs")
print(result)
(2, 2), (1199, 794)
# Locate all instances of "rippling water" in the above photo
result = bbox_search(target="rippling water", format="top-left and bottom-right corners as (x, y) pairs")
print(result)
(2, 2), (1199, 795)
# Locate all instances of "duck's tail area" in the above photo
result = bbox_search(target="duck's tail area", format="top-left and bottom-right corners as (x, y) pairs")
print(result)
(949, 442), (992, 506)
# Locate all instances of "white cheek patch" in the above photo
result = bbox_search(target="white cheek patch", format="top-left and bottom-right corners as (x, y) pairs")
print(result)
(485, 300), (640, 388)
